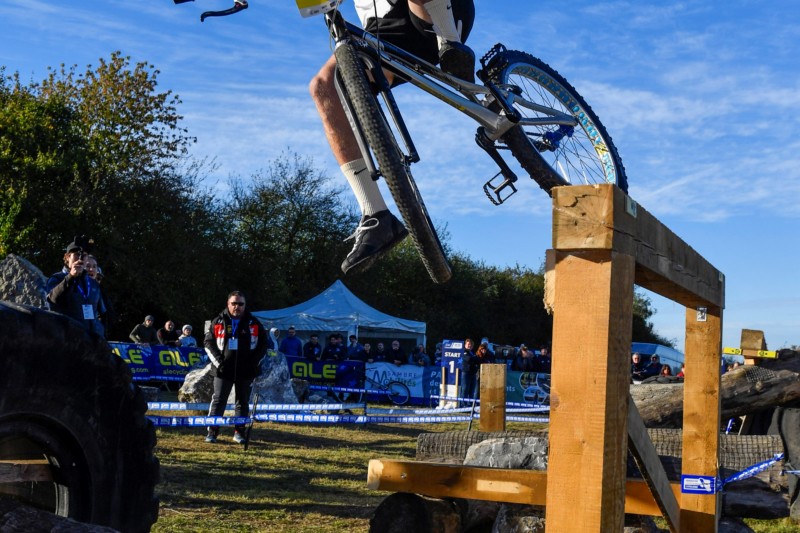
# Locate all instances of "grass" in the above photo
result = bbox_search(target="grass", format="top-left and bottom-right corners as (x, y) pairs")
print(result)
(150, 415), (797, 532)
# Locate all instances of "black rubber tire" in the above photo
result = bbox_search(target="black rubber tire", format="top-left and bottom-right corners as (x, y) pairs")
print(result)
(0, 302), (159, 532)
(386, 381), (411, 406)
(334, 43), (452, 284)
(488, 50), (628, 194)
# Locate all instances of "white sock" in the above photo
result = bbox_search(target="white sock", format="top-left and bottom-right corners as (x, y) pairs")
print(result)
(424, 0), (462, 44)
(341, 159), (387, 216)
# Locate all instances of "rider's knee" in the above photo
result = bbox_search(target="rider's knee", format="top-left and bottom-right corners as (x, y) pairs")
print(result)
(309, 63), (336, 104)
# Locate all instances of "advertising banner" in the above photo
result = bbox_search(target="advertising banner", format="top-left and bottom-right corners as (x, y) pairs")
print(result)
(506, 370), (551, 405)
(111, 343), (206, 381)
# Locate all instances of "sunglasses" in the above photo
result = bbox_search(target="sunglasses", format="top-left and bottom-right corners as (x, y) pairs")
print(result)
(229, 301), (245, 307)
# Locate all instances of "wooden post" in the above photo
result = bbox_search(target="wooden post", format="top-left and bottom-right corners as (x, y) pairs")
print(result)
(545, 249), (634, 532)
(479, 364), (506, 432)
(680, 305), (722, 531)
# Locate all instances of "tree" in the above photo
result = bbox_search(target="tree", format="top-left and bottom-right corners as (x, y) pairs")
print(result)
(0, 54), (220, 338)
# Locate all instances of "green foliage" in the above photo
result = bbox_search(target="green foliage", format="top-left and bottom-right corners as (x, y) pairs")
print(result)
(0, 53), (670, 347)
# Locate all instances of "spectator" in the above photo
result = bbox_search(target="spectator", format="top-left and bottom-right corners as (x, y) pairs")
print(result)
(157, 320), (181, 347)
(513, 344), (537, 372)
(677, 363), (685, 378)
(433, 342), (443, 366)
(373, 342), (387, 362)
(303, 334), (323, 361)
(347, 334), (366, 360)
(631, 352), (647, 382)
(660, 364), (672, 377)
(408, 344), (431, 366)
(279, 325), (303, 357)
(388, 339), (405, 366)
(461, 338), (477, 399)
(537, 345), (552, 374)
(474, 340), (495, 392)
(179, 324), (197, 347)
(83, 254), (116, 330)
(363, 342), (374, 363)
(204, 290), (267, 444)
(130, 315), (158, 345)
(643, 354), (661, 378)
(322, 334), (345, 361)
(46, 238), (106, 337)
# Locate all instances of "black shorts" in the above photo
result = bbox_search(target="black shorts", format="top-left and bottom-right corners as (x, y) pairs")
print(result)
(362, 0), (475, 66)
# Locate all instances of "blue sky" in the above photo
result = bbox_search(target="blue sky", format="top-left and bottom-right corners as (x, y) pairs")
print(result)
(2, 0), (798, 350)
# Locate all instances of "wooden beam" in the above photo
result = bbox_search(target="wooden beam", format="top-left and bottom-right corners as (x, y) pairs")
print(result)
(681, 305), (722, 532)
(367, 459), (681, 516)
(546, 249), (634, 532)
(0, 461), (52, 483)
(551, 184), (724, 308)
(479, 364), (506, 432)
(627, 398), (680, 532)
(740, 329), (767, 351)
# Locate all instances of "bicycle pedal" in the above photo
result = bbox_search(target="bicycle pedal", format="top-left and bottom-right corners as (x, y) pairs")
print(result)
(477, 43), (508, 82)
(483, 171), (518, 206)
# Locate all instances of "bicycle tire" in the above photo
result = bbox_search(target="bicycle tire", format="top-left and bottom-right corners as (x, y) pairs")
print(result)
(334, 43), (452, 283)
(487, 50), (628, 193)
(387, 381), (411, 406)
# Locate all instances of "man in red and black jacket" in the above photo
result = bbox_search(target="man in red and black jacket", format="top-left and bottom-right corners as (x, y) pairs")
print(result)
(203, 290), (267, 444)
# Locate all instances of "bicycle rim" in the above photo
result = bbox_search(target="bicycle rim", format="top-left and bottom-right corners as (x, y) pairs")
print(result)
(492, 51), (628, 193)
(388, 381), (410, 406)
(334, 43), (452, 283)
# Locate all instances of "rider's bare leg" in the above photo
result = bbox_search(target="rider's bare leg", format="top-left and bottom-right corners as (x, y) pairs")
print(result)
(310, 56), (407, 274)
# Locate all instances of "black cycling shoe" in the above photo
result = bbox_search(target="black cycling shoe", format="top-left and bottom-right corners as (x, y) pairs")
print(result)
(341, 210), (409, 275)
(439, 41), (475, 83)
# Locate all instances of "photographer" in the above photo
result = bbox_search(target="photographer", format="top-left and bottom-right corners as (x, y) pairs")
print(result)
(46, 237), (106, 337)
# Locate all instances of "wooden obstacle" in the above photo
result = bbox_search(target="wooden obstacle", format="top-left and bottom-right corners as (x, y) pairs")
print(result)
(367, 184), (725, 532)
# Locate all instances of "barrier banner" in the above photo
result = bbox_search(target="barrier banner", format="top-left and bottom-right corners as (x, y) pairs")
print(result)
(506, 370), (551, 405)
(111, 343), (206, 381)
(285, 355), (362, 390)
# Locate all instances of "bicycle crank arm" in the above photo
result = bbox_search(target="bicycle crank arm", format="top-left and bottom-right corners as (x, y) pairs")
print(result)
(200, 0), (248, 21)
(476, 127), (518, 205)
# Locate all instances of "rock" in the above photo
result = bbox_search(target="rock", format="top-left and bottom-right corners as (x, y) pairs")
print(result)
(464, 437), (548, 470)
(179, 353), (300, 407)
(139, 386), (160, 402)
(0, 497), (118, 532)
(0, 254), (48, 307)
(492, 504), (545, 533)
(291, 378), (310, 403)
(251, 352), (299, 404)
(178, 363), (218, 405)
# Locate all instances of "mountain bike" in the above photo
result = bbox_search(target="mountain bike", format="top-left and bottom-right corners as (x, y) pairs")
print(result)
(177, 0), (628, 283)
(356, 368), (411, 406)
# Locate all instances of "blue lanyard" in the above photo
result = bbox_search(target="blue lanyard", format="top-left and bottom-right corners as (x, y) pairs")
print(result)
(75, 276), (91, 302)
(230, 319), (239, 337)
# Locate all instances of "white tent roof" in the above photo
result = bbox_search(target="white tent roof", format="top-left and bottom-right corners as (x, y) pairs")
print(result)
(252, 280), (426, 343)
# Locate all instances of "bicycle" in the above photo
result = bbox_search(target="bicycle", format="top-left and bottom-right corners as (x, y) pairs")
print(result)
(177, 0), (628, 284)
(355, 367), (411, 406)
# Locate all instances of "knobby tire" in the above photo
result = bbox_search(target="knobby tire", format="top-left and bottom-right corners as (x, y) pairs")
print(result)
(489, 50), (628, 194)
(334, 43), (452, 283)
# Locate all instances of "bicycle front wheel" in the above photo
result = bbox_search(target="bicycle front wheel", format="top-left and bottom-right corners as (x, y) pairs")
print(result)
(387, 381), (411, 406)
(334, 43), (452, 283)
(488, 50), (628, 193)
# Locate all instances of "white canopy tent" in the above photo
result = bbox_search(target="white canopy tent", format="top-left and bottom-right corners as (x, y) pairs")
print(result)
(252, 280), (426, 346)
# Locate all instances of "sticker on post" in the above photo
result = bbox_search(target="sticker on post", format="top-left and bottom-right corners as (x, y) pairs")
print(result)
(681, 474), (716, 494)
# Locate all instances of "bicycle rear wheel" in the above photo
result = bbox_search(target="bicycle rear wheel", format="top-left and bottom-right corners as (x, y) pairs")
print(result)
(386, 381), (410, 406)
(334, 43), (452, 283)
(487, 50), (628, 193)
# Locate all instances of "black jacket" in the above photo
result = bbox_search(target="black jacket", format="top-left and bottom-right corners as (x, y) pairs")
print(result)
(204, 309), (268, 381)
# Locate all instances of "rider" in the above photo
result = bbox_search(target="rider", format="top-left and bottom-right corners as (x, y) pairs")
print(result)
(310, 0), (476, 275)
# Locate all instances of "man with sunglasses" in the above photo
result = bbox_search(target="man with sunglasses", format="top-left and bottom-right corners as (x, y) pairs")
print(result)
(204, 290), (268, 444)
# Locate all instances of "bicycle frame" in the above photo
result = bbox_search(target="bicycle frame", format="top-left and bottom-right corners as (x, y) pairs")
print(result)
(325, 11), (576, 193)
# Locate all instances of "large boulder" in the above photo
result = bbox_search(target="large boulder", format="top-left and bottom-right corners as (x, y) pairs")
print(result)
(0, 254), (48, 307)
(178, 352), (300, 406)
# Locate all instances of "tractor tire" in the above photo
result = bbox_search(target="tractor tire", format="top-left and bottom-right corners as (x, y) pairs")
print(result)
(0, 301), (159, 532)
